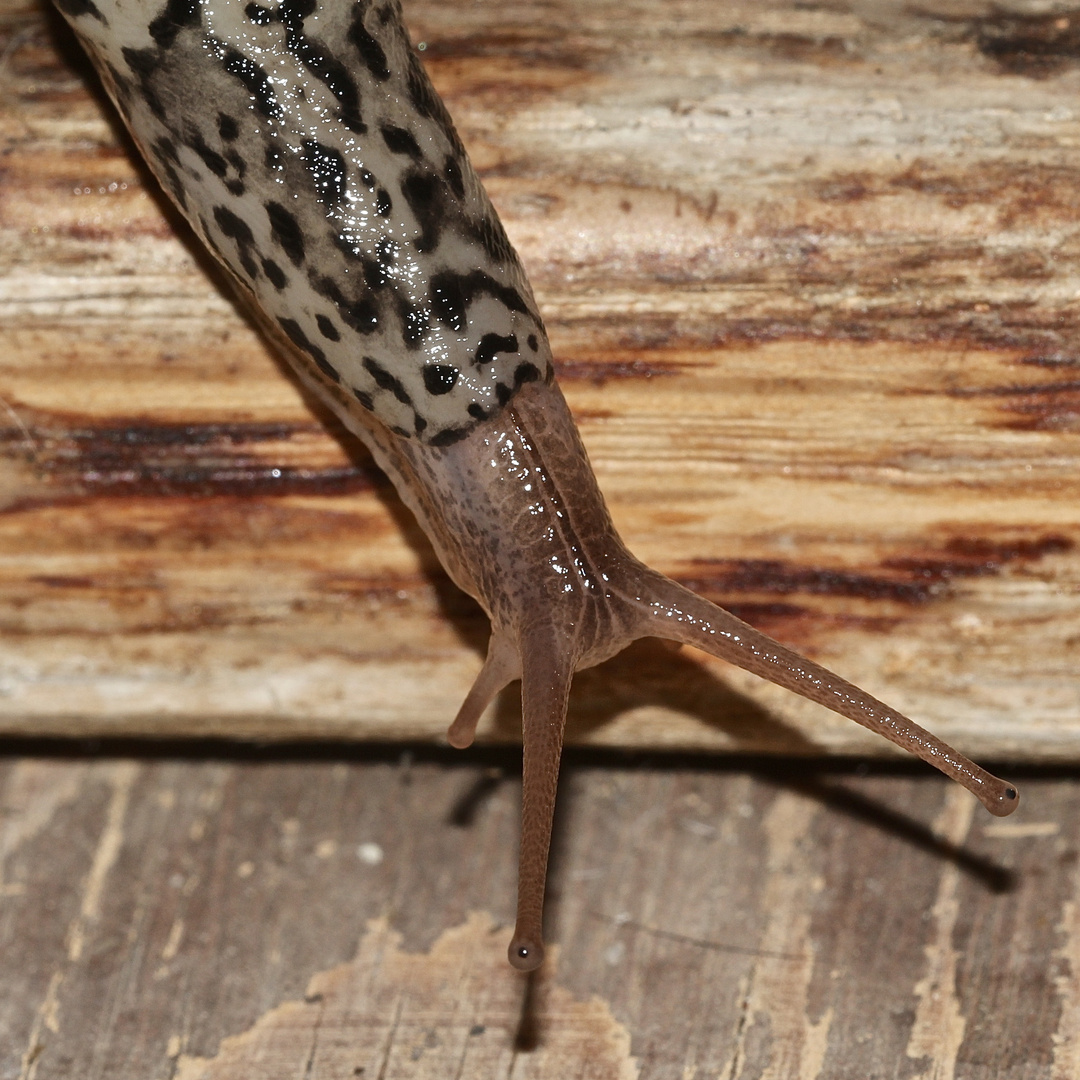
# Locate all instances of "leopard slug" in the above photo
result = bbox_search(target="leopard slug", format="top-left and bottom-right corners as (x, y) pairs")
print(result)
(54, 0), (1019, 971)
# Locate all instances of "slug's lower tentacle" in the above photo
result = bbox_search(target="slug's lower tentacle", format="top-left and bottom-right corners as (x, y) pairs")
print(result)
(447, 633), (520, 750)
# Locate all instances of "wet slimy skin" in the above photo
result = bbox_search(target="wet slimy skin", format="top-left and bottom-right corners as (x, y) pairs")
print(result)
(54, 0), (1018, 972)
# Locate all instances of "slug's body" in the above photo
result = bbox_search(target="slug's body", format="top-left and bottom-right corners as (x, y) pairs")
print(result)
(56, 0), (1018, 971)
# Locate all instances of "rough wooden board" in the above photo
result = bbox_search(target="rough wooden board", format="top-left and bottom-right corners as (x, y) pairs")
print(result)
(173, 913), (639, 1080)
(1, 0), (1079, 753)
(0, 749), (1074, 1079)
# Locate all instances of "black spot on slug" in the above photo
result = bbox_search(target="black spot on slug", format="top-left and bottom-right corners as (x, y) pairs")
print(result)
(121, 47), (165, 119)
(222, 48), (282, 121)
(262, 259), (287, 290)
(397, 300), (429, 347)
(302, 139), (347, 206)
(352, 387), (375, 411)
(316, 314), (341, 341)
(279, 317), (340, 382)
(313, 278), (381, 336)
(495, 382), (512, 406)
(154, 135), (179, 163)
(363, 356), (413, 405)
(362, 256), (391, 289)
(148, 0), (201, 49)
(214, 205), (253, 246)
(475, 332), (519, 367)
(349, 12), (391, 79)
(414, 414), (428, 434)
(217, 113), (240, 141)
(527, 334), (538, 351)
(312, 275), (346, 308)
(266, 201), (305, 265)
(212, 205), (259, 278)
(381, 124), (423, 161)
(342, 296), (380, 333)
(467, 403), (487, 420)
(190, 133), (228, 178)
(423, 365), (459, 396)
(375, 188), (392, 216)
(431, 273), (467, 332)
(244, 2), (275, 24)
(376, 237), (396, 268)
(402, 172), (445, 252)
(429, 425), (470, 447)
(514, 361), (541, 387)
(430, 269), (530, 331)
(332, 233), (364, 262)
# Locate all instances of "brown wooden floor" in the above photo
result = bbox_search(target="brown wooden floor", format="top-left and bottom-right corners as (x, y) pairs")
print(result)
(1, 744), (1074, 1079)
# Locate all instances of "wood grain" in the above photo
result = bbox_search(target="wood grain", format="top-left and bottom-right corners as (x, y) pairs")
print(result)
(1, 0), (1079, 755)
(0, 749), (1072, 1079)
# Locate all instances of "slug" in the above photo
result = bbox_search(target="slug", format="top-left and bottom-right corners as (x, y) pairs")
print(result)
(54, 0), (1019, 971)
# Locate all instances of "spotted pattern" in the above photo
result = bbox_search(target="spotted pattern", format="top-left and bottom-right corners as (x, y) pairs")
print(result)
(55, 0), (553, 444)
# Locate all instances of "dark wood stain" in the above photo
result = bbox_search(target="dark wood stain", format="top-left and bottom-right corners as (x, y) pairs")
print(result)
(681, 535), (1074, 611)
(973, 9), (1080, 78)
(0, 410), (381, 500)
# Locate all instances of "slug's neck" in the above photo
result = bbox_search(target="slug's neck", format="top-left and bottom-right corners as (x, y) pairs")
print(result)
(367, 377), (641, 663)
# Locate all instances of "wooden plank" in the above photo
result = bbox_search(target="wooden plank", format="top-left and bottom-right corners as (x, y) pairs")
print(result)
(0, 0), (1078, 754)
(0, 750), (1072, 1078)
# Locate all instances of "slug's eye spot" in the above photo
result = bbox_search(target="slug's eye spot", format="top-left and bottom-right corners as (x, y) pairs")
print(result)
(423, 364), (459, 396)
(508, 938), (544, 972)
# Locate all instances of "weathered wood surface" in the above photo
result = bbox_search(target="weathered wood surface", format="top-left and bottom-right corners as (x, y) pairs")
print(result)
(1, 0), (1079, 754)
(1, 748), (1075, 1080)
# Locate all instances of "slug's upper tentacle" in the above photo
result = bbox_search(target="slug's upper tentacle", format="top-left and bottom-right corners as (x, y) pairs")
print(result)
(508, 629), (577, 971)
(54, 0), (1019, 974)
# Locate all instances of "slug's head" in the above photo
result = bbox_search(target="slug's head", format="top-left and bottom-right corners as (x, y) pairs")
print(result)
(417, 380), (1019, 973)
